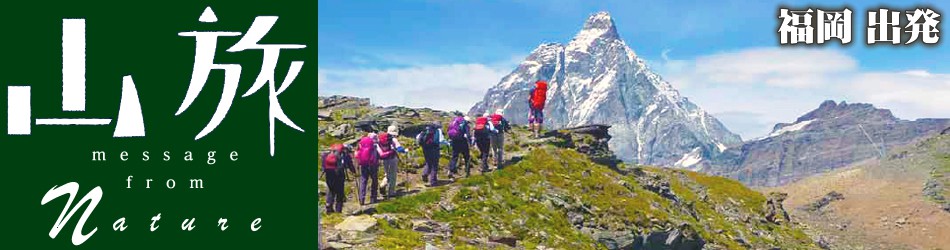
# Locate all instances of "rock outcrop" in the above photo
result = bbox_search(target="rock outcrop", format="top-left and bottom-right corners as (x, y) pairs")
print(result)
(765, 192), (791, 224)
(544, 124), (620, 167)
(800, 191), (845, 213)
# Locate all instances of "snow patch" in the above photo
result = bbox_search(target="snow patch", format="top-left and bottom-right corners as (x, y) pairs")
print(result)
(767, 119), (815, 138)
(716, 142), (727, 152)
(674, 147), (703, 169)
(644, 104), (657, 115)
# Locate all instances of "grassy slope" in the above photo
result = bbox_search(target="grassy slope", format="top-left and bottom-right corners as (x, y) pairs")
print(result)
(369, 148), (816, 249)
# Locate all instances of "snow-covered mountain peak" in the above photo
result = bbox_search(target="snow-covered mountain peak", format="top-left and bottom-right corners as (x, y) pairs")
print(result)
(470, 11), (741, 166)
(579, 11), (619, 39)
(569, 12), (621, 53)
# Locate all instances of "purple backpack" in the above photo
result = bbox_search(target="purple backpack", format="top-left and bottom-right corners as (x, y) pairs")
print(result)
(447, 117), (466, 139)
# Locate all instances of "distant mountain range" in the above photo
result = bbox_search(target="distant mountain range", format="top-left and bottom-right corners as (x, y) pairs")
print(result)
(701, 100), (950, 186)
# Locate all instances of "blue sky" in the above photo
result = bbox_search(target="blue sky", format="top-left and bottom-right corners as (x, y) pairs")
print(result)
(318, 0), (950, 139)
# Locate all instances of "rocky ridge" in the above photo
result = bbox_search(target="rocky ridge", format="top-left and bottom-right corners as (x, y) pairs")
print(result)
(703, 100), (950, 187)
(319, 95), (818, 249)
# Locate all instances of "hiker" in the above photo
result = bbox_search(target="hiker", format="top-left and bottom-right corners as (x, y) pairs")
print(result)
(473, 113), (497, 172)
(356, 133), (381, 205)
(489, 109), (511, 169)
(417, 122), (447, 186)
(322, 143), (355, 213)
(447, 112), (473, 178)
(528, 80), (548, 138)
(378, 125), (406, 198)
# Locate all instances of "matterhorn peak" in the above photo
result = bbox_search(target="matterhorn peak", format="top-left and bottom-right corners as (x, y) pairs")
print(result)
(471, 12), (741, 167)
(576, 11), (619, 40)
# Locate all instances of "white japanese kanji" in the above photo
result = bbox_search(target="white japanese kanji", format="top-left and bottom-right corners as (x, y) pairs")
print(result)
(177, 7), (305, 156)
(817, 9), (852, 44)
(6, 19), (145, 137)
(779, 8), (815, 44)
(905, 8), (941, 44)
(868, 9), (902, 44)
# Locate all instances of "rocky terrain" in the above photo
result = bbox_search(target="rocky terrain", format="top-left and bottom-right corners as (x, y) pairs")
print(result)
(318, 95), (819, 249)
(702, 100), (950, 187)
(763, 132), (950, 249)
(469, 11), (741, 168)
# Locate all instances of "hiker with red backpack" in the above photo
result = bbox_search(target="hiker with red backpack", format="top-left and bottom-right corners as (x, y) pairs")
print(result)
(322, 143), (356, 213)
(378, 125), (406, 198)
(447, 112), (473, 178)
(417, 122), (448, 186)
(473, 113), (497, 172)
(489, 109), (511, 169)
(528, 80), (548, 138)
(356, 133), (382, 205)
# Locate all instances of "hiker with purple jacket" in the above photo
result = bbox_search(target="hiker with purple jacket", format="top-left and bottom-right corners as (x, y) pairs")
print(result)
(447, 112), (473, 178)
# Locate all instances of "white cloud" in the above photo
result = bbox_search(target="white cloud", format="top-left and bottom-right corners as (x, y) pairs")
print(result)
(318, 63), (511, 113)
(654, 47), (950, 139)
(847, 71), (950, 119)
(690, 47), (856, 88)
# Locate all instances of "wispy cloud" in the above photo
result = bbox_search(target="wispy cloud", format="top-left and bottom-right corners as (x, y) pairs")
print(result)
(847, 71), (950, 119)
(654, 47), (950, 139)
(318, 62), (514, 113)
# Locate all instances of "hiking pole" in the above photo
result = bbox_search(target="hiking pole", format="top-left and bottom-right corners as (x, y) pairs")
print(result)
(318, 150), (327, 181)
(405, 149), (413, 193)
(353, 164), (362, 214)
(357, 177), (364, 214)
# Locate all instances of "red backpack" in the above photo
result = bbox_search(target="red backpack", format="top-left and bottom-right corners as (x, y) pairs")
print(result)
(490, 114), (504, 126)
(474, 116), (489, 131)
(323, 144), (345, 170)
(530, 80), (548, 110)
(378, 132), (395, 159)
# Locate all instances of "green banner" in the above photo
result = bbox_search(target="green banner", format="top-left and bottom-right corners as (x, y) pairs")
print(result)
(1, 1), (317, 248)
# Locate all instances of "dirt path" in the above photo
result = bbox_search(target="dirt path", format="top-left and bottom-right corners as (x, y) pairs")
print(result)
(764, 165), (950, 249)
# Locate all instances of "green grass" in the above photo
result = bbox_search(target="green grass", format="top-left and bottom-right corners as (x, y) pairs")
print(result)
(937, 153), (950, 203)
(320, 212), (345, 226)
(431, 149), (606, 249)
(375, 219), (425, 249)
(375, 189), (443, 216)
(370, 140), (817, 249)
(317, 134), (344, 150)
